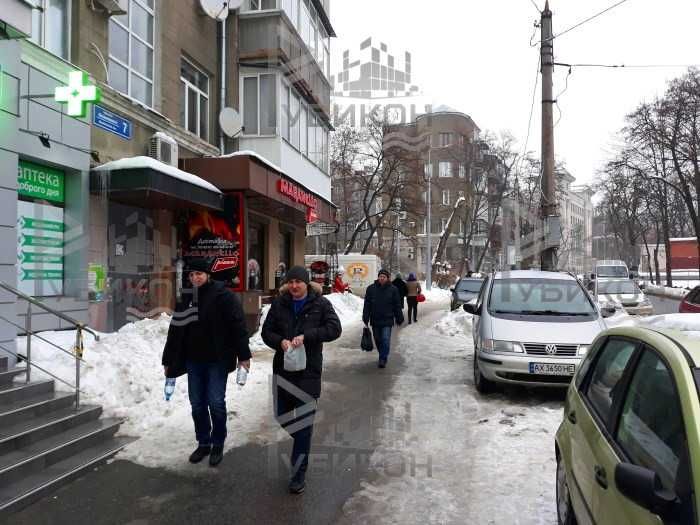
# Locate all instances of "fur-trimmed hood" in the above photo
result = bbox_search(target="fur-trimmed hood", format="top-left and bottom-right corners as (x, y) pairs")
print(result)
(278, 281), (323, 295)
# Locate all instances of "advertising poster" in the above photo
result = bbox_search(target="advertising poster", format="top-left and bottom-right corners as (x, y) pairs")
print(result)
(181, 193), (244, 292)
(17, 200), (64, 296)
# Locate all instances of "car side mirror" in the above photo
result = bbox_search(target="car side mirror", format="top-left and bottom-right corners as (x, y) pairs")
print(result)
(463, 299), (477, 315)
(615, 463), (678, 517)
(450, 287), (455, 292)
(590, 273), (595, 280)
(601, 305), (617, 318)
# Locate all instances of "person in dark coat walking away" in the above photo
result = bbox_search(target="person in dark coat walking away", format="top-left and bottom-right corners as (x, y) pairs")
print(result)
(392, 273), (408, 310)
(262, 266), (342, 495)
(405, 272), (422, 324)
(162, 258), (251, 467)
(363, 269), (404, 368)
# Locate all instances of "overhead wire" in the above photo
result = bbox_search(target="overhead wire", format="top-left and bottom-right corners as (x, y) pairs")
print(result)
(528, 0), (541, 14)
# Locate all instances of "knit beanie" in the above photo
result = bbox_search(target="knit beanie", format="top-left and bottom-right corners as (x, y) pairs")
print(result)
(187, 258), (211, 274)
(285, 265), (310, 284)
(378, 269), (391, 279)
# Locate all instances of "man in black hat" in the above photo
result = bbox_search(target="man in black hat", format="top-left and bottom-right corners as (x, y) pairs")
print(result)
(261, 266), (342, 494)
(162, 257), (251, 467)
(363, 269), (404, 368)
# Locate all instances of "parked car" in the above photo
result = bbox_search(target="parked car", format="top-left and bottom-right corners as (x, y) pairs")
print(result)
(595, 278), (654, 316)
(555, 326), (700, 525)
(586, 260), (630, 291)
(463, 270), (615, 392)
(450, 277), (484, 311)
(680, 285), (700, 313)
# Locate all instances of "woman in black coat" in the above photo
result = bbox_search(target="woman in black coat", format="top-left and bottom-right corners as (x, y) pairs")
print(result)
(261, 266), (342, 494)
(392, 273), (408, 310)
(162, 258), (251, 467)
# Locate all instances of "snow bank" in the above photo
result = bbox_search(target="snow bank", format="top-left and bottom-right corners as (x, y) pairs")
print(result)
(646, 284), (690, 299)
(421, 283), (452, 303)
(16, 293), (366, 470)
(606, 312), (700, 338)
(433, 308), (472, 336)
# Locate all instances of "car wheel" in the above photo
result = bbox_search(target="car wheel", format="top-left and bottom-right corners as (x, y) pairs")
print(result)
(556, 455), (577, 525)
(473, 351), (495, 394)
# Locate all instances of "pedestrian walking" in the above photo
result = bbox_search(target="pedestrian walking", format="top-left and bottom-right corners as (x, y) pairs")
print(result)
(162, 258), (251, 467)
(392, 273), (408, 310)
(362, 269), (404, 368)
(261, 266), (342, 495)
(406, 272), (422, 324)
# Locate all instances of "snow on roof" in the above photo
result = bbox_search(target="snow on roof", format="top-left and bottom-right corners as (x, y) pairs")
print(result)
(218, 150), (286, 177)
(92, 156), (221, 194)
(494, 270), (578, 280)
(669, 237), (698, 242)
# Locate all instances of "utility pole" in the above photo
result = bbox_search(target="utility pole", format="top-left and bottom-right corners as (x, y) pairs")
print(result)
(540, 0), (559, 270)
(426, 144), (432, 290)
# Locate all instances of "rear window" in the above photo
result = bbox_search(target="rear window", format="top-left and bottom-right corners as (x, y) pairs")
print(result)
(598, 280), (639, 295)
(489, 278), (597, 315)
(597, 265), (628, 278)
(457, 280), (482, 292)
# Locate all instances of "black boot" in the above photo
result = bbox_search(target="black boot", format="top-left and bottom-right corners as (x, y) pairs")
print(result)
(209, 445), (224, 467)
(189, 445), (211, 464)
(289, 471), (306, 494)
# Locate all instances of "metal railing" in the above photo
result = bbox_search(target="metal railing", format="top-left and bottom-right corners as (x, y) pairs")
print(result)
(0, 281), (99, 409)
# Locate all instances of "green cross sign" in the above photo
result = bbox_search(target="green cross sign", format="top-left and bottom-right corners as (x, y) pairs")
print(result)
(54, 71), (101, 118)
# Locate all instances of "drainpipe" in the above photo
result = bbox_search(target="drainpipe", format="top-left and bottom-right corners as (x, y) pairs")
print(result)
(219, 15), (227, 155)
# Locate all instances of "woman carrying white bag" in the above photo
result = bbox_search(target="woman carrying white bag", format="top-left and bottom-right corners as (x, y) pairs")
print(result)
(261, 266), (342, 494)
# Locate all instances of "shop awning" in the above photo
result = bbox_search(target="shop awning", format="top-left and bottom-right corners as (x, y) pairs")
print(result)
(90, 156), (223, 211)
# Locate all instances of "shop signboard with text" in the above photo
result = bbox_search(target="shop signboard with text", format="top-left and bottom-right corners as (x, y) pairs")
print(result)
(17, 201), (64, 296)
(17, 160), (65, 204)
(181, 193), (244, 292)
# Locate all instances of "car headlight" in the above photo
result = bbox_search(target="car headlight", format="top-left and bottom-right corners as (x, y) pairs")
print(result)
(482, 339), (524, 353)
(577, 345), (589, 356)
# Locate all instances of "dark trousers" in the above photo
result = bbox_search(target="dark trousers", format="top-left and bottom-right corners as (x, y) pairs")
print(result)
(186, 361), (229, 446)
(407, 297), (418, 322)
(274, 376), (317, 479)
(372, 326), (393, 361)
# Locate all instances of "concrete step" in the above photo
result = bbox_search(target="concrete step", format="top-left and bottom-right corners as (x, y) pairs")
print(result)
(0, 367), (26, 388)
(0, 380), (54, 406)
(0, 417), (123, 488)
(0, 391), (77, 431)
(0, 405), (102, 456)
(0, 435), (136, 516)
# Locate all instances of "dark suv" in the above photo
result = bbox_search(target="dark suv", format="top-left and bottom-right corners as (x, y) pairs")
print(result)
(450, 277), (484, 311)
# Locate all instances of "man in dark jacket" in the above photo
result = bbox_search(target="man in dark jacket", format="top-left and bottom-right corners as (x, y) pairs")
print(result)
(363, 269), (404, 368)
(162, 258), (251, 467)
(262, 266), (342, 495)
(392, 273), (408, 310)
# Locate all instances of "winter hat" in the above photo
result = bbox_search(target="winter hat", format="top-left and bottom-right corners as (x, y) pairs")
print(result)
(187, 258), (211, 274)
(285, 265), (310, 284)
(408, 273), (417, 281)
(337, 266), (345, 274)
(378, 269), (391, 279)
(395, 273), (404, 280)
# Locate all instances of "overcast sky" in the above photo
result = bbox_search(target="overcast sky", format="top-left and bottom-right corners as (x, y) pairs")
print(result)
(330, 0), (700, 186)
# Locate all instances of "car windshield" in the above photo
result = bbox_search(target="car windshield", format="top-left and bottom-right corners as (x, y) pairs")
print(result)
(597, 265), (628, 278)
(598, 280), (639, 295)
(457, 280), (482, 292)
(489, 278), (596, 315)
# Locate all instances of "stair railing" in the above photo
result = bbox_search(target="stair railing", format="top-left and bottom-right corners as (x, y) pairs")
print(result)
(0, 281), (99, 409)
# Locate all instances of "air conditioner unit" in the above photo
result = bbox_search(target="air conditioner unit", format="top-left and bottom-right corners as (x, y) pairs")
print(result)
(149, 132), (179, 168)
(399, 211), (407, 220)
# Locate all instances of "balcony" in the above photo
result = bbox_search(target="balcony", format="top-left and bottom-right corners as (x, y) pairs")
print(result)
(239, 11), (331, 120)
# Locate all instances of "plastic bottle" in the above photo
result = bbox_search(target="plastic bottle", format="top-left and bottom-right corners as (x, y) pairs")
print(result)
(164, 377), (176, 401)
(236, 366), (248, 387)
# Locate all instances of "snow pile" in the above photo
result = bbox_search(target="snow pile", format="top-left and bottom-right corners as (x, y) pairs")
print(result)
(606, 312), (700, 338)
(434, 308), (472, 336)
(326, 292), (365, 324)
(646, 284), (690, 299)
(248, 304), (271, 352)
(421, 283), (452, 302)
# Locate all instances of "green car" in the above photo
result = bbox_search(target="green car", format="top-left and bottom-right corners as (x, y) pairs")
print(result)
(555, 326), (700, 525)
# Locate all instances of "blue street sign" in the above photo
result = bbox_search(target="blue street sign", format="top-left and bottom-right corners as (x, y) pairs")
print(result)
(93, 104), (132, 140)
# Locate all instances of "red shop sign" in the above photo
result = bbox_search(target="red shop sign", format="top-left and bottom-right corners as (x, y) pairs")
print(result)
(277, 179), (319, 210)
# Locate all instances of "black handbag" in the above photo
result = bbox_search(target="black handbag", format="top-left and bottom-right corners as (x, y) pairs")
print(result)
(361, 326), (374, 352)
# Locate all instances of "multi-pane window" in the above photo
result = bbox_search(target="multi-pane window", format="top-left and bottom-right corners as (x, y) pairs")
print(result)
(439, 162), (452, 177)
(424, 162), (433, 179)
(109, 0), (155, 107)
(442, 190), (450, 205)
(439, 133), (451, 147)
(242, 74), (277, 136)
(459, 163), (466, 178)
(249, 0), (276, 9)
(180, 59), (209, 140)
(30, 0), (70, 60)
(280, 82), (329, 172)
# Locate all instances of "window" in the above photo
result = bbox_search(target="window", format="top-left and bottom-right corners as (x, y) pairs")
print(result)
(30, 0), (70, 60)
(459, 163), (466, 178)
(249, 0), (276, 9)
(442, 190), (450, 205)
(585, 338), (637, 426)
(109, 0), (155, 107)
(242, 74), (277, 136)
(281, 84), (290, 141)
(300, 103), (308, 155)
(441, 218), (449, 232)
(180, 59), (209, 140)
(616, 350), (689, 496)
(439, 132), (451, 147)
(439, 162), (452, 177)
(290, 92), (300, 148)
(489, 278), (598, 316)
(424, 162), (433, 179)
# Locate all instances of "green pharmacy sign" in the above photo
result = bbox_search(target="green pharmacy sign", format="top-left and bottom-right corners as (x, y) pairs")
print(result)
(54, 70), (101, 118)
(17, 160), (65, 204)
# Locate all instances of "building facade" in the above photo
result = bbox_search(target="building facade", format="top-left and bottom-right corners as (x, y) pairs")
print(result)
(556, 171), (594, 275)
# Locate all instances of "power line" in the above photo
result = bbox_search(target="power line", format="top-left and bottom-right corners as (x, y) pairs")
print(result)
(522, 55), (541, 158)
(555, 62), (700, 69)
(528, 0), (541, 14)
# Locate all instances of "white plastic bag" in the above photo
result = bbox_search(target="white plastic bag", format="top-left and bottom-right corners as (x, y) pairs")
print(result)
(284, 344), (307, 372)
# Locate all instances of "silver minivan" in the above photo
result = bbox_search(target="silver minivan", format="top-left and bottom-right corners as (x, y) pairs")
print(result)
(463, 270), (615, 392)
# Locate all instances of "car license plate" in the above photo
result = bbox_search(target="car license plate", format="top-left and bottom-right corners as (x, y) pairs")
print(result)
(529, 362), (576, 376)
